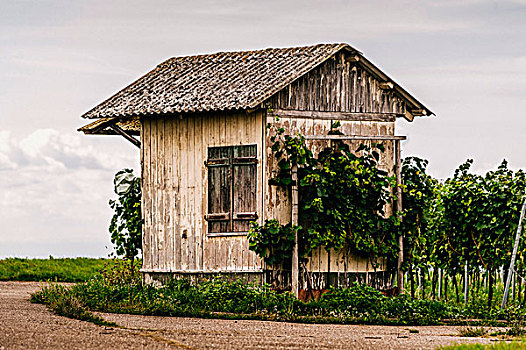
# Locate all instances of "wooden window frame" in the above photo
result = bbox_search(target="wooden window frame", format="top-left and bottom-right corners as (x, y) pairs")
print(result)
(205, 144), (258, 236)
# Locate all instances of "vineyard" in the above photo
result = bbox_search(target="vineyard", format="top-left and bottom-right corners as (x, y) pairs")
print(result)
(400, 156), (526, 311)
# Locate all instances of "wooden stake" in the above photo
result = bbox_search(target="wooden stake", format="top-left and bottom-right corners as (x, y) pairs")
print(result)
(464, 263), (469, 303)
(291, 164), (299, 298)
(395, 139), (404, 293)
(438, 268), (442, 301)
(501, 190), (526, 310)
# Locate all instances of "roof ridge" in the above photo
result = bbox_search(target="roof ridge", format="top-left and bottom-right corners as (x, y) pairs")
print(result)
(160, 43), (353, 66)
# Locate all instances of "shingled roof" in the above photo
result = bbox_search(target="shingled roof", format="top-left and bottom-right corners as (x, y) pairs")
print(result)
(82, 43), (359, 119)
(82, 43), (433, 121)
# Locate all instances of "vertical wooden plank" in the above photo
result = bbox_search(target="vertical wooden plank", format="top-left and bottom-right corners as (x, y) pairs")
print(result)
(188, 116), (196, 271)
(202, 113), (210, 271)
(173, 117), (182, 271)
(211, 113), (219, 271)
(158, 117), (166, 270)
(196, 114), (204, 271)
(154, 117), (162, 270)
(179, 116), (189, 271)
(319, 247), (329, 274)
(141, 118), (150, 270)
(164, 117), (174, 270)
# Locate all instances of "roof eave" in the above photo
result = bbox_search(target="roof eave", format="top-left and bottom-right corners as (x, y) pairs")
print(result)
(346, 50), (434, 119)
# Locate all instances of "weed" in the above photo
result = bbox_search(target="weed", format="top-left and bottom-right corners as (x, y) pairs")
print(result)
(31, 284), (116, 327)
(458, 326), (488, 337)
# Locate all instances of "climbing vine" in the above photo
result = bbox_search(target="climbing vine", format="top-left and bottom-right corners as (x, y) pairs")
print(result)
(249, 120), (399, 268)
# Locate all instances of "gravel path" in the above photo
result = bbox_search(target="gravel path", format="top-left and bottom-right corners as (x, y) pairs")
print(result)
(0, 281), (500, 349)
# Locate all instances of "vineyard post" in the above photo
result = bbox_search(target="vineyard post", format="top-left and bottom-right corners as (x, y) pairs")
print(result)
(512, 273), (516, 301)
(501, 190), (526, 310)
(464, 263), (469, 303)
(438, 268), (442, 300)
(291, 164), (299, 298)
(395, 139), (404, 293)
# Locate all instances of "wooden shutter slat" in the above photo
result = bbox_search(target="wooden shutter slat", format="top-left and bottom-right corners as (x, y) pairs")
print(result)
(208, 146), (232, 233)
(205, 213), (230, 221)
(232, 145), (257, 232)
(233, 212), (258, 220)
(205, 158), (230, 166)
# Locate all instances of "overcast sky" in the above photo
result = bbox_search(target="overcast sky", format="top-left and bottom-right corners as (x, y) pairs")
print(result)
(1, 0), (525, 258)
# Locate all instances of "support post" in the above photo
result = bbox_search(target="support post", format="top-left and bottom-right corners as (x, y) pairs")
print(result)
(395, 139), (404, 293)
(291, 164), (299, 298)
(501, 190), (526, 310)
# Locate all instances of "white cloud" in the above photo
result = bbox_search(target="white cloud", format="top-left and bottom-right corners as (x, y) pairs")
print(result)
(0, 128), (133, 171)
(0, 129), (139, 257)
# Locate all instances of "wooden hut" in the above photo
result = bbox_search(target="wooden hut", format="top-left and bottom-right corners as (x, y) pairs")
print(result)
(80, 43), (433, 289)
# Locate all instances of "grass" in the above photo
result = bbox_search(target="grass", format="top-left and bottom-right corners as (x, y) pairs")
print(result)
(0, 257), (112, 282)
(458, 326), (489, 337)
(31, 260), (470, 326)
(25, 260), (526, 329)
(30, 283), (117, 327)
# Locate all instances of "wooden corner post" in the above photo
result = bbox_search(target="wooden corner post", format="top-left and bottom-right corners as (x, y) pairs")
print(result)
(395, 139), (404, 294)
(291, 164), (300, 297)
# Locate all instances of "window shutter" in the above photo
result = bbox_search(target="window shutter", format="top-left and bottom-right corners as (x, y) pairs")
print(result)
(232, 145), (258, 232)
(206, 146), (232, 233)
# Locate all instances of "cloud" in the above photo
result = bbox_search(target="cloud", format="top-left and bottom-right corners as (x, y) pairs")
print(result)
(0, 129), (138, 257)
(0, 128), (134, 171)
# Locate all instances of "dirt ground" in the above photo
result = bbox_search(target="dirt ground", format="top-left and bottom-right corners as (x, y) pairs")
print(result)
(0, 281), (503, 349)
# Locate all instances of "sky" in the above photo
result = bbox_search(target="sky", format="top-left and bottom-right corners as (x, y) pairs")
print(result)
(1, 0), (525, 258)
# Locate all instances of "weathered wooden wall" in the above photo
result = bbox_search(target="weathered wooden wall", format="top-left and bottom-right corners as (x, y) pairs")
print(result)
(267, 51), (406, 114)
(141, 110), (265, 278)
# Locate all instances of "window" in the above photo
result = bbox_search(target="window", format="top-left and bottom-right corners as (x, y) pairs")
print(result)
(205, 145), (258, 234)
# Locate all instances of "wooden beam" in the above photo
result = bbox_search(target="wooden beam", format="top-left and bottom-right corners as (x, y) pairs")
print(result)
(109, 124), (141, 148)
(78, 117), (117, 134)
(271, 109), (398, 122)
(403, 111), (415, 122)
(379, 82), (394, 90)
(409, 109), (427, 116)
(304, 135), (406, 141)
(345, 55), (360, 63)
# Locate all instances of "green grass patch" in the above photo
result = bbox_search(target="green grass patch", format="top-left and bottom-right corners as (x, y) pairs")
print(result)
(30, 283), (116, 327)
(30, 262), (526, 327)
(0, 257), (113, 282)
(441, 342), (526, 350)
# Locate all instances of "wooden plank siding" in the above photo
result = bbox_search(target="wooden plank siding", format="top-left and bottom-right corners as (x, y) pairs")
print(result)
(141, 110), (265, 274)
(267, 51), (406, 115)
